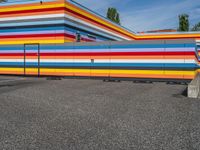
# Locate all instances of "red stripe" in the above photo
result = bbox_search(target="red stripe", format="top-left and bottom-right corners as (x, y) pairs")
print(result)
(81, 37), (95, 42)
(0, 52), (195, 56)
(0, 32), (95, 42)
(65, 33), (75, 39)
(40, 51), (195, 56)
(0, 33), (76, 39)
(0, 33), (65, 39)
(0, 7), (64, 16)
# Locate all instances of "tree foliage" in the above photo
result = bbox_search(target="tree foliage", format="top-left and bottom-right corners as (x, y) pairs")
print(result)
(178, 14), (189, 32)
(0, 0), (7, 2)
(191, 22), (200, 31)
(107, 7), (121, 25)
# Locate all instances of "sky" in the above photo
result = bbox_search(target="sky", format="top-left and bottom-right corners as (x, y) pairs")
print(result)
(74, 0), (200, 32)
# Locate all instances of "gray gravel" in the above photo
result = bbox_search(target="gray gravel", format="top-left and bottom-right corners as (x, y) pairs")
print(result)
(0, 76), (199, 150)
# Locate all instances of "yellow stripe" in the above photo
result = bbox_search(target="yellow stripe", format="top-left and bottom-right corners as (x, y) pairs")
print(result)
(25, 68), (38, 72)
(40, 68), (195, 76)
(0, 68), (195, 79)
(135, 33), (200, 39)
(0, 68), (23, 71)
(0, 3), (64, 12)
(0, 39), (65, 45)
(0, 68), (195, 77)
(165, 70), (195, 76)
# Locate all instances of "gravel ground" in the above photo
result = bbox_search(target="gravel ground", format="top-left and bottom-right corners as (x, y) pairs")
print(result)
(0, 76), (199, 150)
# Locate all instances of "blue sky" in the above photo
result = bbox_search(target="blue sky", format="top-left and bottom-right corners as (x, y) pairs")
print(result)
(75, 0), (200, 32)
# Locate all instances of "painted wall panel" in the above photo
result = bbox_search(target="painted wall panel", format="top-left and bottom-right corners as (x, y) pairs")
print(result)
(0, 0), (199, 81)
(0, 40), (198, 80)
(0, 0), (199, 45)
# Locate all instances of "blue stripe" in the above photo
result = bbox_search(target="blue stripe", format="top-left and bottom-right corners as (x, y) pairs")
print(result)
(73, 44), (195, 49)
(0, 46), (23, 51)
(0, 26), (64, 33)
(0, 62), (197, 68)
(0, 20), (65, 28)
(0, 62), (194, 67)
(0, 45), (195, 51)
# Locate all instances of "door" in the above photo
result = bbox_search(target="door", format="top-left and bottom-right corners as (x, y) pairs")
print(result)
(24, 44), (40, 76)
(90, 44), (110, 78)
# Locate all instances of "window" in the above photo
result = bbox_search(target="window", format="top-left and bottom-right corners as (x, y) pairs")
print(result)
(76, 32), (81, 42)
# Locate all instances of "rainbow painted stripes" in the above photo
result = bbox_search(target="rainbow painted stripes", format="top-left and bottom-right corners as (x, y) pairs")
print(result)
(0, 40), (199, 80)
(0, 0), (200, 81)
(0, 0), (200, 45)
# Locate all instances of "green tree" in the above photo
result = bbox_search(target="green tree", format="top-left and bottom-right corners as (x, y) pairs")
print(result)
(191, 22), (200, 31)
(107, 7), (121, 25)
(178, 14), (189, 32)
(0, 0), (7, 2)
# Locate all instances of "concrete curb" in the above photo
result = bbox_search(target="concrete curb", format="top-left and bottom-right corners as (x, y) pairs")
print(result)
(188, 74), (200, 98)
(0, 77), (26, 86)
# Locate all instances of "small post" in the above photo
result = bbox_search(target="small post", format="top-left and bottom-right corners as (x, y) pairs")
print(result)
(188, 73), (200, 98)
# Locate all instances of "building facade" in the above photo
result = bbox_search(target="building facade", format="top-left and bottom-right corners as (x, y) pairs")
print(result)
(0, 0), (200, 81)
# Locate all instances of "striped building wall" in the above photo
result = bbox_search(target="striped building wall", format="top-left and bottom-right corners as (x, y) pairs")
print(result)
(0, 0), (200, 81)
(0, 39), (199, 80)
(0, 0), (200, 45)
(0, 0), (133, 45)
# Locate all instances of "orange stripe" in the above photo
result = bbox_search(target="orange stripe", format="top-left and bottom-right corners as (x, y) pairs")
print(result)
(0, 71), (23, 75)
(183, 75), (194, 79)
(0, 0), (63, 9)
(109, 74), (184, 79)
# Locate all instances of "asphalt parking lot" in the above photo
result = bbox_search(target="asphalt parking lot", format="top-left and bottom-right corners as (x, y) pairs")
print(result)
(0, 76), (200, 150)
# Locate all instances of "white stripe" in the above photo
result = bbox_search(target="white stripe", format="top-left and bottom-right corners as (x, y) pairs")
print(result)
(0, 59), (196, 63)
(0, 14), (64, 22)
(42, 59), (91, 63)
(26, 60), (38, 63)
(95, 59), (195, 63)
(0, 30), (64, 36)
(184, 59), (196, 63)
